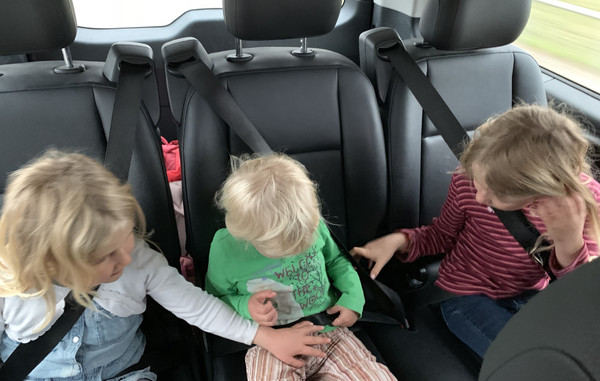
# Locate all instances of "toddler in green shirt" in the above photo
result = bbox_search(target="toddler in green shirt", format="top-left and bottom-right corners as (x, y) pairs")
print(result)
(206, 154), (396, 380)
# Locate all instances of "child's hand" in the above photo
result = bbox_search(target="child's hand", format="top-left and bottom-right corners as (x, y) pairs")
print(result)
(532, 193), (586, 268)
(252, 321), (330, 368)
(350, 232), (408, 279)
(248, 290), (279, 326)
(327, 305), (359, 327)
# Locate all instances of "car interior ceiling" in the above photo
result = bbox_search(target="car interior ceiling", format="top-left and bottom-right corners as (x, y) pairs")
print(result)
(0, 0), (599, 380)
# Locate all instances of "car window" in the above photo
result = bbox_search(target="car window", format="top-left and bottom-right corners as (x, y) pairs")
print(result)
(72, 0), (345, 29)
(514, 0), (600, 94)
(71, 0), (222, 28)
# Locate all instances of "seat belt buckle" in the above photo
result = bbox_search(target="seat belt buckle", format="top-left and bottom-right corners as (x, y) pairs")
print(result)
(530, 250), (545, 267)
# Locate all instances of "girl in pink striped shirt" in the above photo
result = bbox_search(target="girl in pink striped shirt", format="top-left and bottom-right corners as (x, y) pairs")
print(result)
(352, 105), (600, 358)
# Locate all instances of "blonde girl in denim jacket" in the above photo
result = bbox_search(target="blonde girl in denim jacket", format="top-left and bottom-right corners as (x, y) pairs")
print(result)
(0, 151), (329, 381)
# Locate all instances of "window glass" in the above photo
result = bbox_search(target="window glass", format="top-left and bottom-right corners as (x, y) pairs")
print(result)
(514, 0), (600, 94)
(73, 0), (345, 29)
(71, 0), (222, 28)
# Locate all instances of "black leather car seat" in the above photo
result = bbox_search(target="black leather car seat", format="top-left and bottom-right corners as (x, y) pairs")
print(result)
(359, 0), (548, 310)
(355, 1), (548, 379)
(0, 1), (179, 261)
(360, 0), (547, 232)
(162, 0), (388, 379)
(164, 0), (387, 289)
(479, 257), (600, 381)
(0, 1), (202, 379)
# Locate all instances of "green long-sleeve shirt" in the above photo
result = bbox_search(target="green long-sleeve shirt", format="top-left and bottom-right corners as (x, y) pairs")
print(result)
(205, 220), (364, 329)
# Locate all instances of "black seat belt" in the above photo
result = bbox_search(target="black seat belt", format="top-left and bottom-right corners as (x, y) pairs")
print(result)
(172, 57), (409, 328)
(104, 61), (151, 180)
(0, 292), (85, 381)
(378, 41), (556, 281)
(0, 61), (150, 381)
(179, 61), (272, 155)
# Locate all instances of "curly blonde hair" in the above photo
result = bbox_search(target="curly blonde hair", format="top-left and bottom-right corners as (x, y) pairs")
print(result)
(0, 150), (145, 330)
(216, 154), (321, 257)
(460, 104), (600, 245)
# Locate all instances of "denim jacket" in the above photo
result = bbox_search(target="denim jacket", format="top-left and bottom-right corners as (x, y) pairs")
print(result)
(0, 241), (258, 380)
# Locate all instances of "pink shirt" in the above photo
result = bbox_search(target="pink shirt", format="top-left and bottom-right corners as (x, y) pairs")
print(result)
(400, 173), (600, 299)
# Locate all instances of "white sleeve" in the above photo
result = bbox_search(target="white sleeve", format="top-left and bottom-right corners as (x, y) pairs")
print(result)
(141, 248), (258, 345)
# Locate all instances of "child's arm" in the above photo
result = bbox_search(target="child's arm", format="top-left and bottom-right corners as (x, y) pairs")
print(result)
(352, 172), (467, 278)
(350, 232), (408, 279)
(142, 248), (329, 365)
(205, 267), (253, 320)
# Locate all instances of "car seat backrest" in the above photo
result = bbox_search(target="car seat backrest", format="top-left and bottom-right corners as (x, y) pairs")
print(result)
(164, 0), (387, 286)
(479, 258), (600, 380)
(0, 0), (180, 266)
(359, 0), (547, 230)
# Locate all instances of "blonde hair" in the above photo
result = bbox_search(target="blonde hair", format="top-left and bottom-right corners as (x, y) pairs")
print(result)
(460, 104), (600, 245)
(0, 150), (146, 330)
(216, 154), (321, 257)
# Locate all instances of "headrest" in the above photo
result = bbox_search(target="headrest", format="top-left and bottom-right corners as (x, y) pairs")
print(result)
(420, 0), (531, 50)
(0, 0), (77, 55)
(222, 0), (342, 41)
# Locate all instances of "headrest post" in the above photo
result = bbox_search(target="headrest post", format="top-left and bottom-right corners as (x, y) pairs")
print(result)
(300, 37), (308, 54)
(292, 37), (315, 57)
(61, 47), (74, 69)
(235, 38), (243, 56)
(227, 38), (253, 62)
(54, 46), (85, 74)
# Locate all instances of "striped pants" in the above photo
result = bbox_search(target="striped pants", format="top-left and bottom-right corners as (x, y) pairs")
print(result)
(245, 327), (397, 381)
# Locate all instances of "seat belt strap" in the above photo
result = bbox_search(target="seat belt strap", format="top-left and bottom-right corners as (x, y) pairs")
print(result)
(0, 292), (86, 381)
(379, 41), (555, 281)
(329, 229), (410, 328)
(379, 42), (469, 157)
(494, 209), (556, 281)
(174, 58), (408, 327)
(179, 61), (272, 155)
(104, 61), (150, 182)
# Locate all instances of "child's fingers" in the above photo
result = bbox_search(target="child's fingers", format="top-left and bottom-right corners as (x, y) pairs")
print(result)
(263, 307), (278, 325)
(291, 320), (314, 329)
(332, 313), (350, 327)
(295, 322), (325, 335)
(326, 305), (342, 315)
(256, 314), (276, 326)
(282, 356), (306, 368)
(298, 345), (328, 359)
(350, 246), (368, 260)
(257, 300), (276, 314)
(302, 334), (331, 347)
(370, 260), (386, 279)
(330, 308), (348, 326)
(253, 289), (277, 304)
